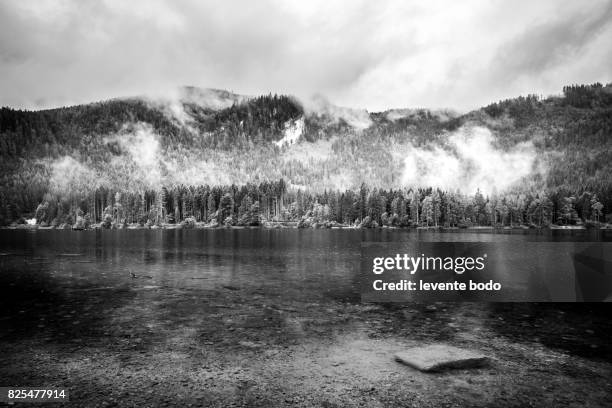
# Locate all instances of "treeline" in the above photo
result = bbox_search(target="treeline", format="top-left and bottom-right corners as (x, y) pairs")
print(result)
(2, 83), (611, 159)
(0, 94), (335, 158)
(483, 94), (541, 128)
(195, 94), (304, 147)
(369, 109), (463, 143)
(483, 82), (612, 127)
(0, 100), (180, 160)
(11, 180), (607, 229)
(562, 83), (612, 109)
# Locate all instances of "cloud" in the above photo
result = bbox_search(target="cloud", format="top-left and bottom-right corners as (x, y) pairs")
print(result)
(0, 0), (611, 111)
(110, 123), (160, 165)
(401, 127), (539, 194)
(104, 122), (235, 188)
(47, 156), (101, 196)
(144, 87), (250, 126)
(301, 94), (372, 129)
(385, 108), (457, 122)
(487, 1), (612, 85)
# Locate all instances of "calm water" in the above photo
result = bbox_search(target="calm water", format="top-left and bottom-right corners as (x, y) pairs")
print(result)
(0, 228), (610, 304)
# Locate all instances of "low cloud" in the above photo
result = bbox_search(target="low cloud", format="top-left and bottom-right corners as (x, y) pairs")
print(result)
(144, 87), (251, 125)
(401, 127), (539, 195)
(302, 94), (372, 129)
(385, 108), (457, 122)
(47, 156), (101, 196)
(104, 122), (235, 189)
(104, 123), (162, 188)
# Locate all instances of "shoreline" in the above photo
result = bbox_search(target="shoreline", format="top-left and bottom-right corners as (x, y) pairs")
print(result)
(2, 223), (608, 231)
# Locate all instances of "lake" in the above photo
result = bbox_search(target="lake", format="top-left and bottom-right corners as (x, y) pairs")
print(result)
(0, 228), (610, 305)
(1, 228), (611, 406)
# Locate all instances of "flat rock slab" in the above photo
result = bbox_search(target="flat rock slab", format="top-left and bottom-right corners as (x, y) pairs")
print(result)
(395, 345), (489, 372)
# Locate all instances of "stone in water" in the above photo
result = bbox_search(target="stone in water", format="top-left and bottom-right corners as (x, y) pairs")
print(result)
(395, 344), (489, 372)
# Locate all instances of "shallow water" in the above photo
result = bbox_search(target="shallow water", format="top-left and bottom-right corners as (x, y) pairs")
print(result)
(1, 229), (611, 407)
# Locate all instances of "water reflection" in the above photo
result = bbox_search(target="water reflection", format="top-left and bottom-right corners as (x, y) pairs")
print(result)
(0, 228), (609, 301)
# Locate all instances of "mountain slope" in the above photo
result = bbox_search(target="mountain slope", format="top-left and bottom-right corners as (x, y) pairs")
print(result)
(0, 83), (611, 225)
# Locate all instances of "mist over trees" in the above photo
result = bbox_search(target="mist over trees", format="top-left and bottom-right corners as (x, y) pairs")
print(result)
(0, 83), (611, 227)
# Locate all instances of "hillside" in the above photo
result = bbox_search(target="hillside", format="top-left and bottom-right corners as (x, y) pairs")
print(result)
(0, 83), (611, 227)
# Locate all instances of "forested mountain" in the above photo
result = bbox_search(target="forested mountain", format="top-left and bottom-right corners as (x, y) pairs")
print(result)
(0, 83), (611, 227)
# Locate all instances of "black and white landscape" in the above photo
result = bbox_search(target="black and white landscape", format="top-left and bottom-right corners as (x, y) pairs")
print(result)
(1, 1), (611, 407)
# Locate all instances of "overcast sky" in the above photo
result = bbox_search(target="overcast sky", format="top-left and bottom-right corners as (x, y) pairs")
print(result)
(1, 0), (611, 112)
